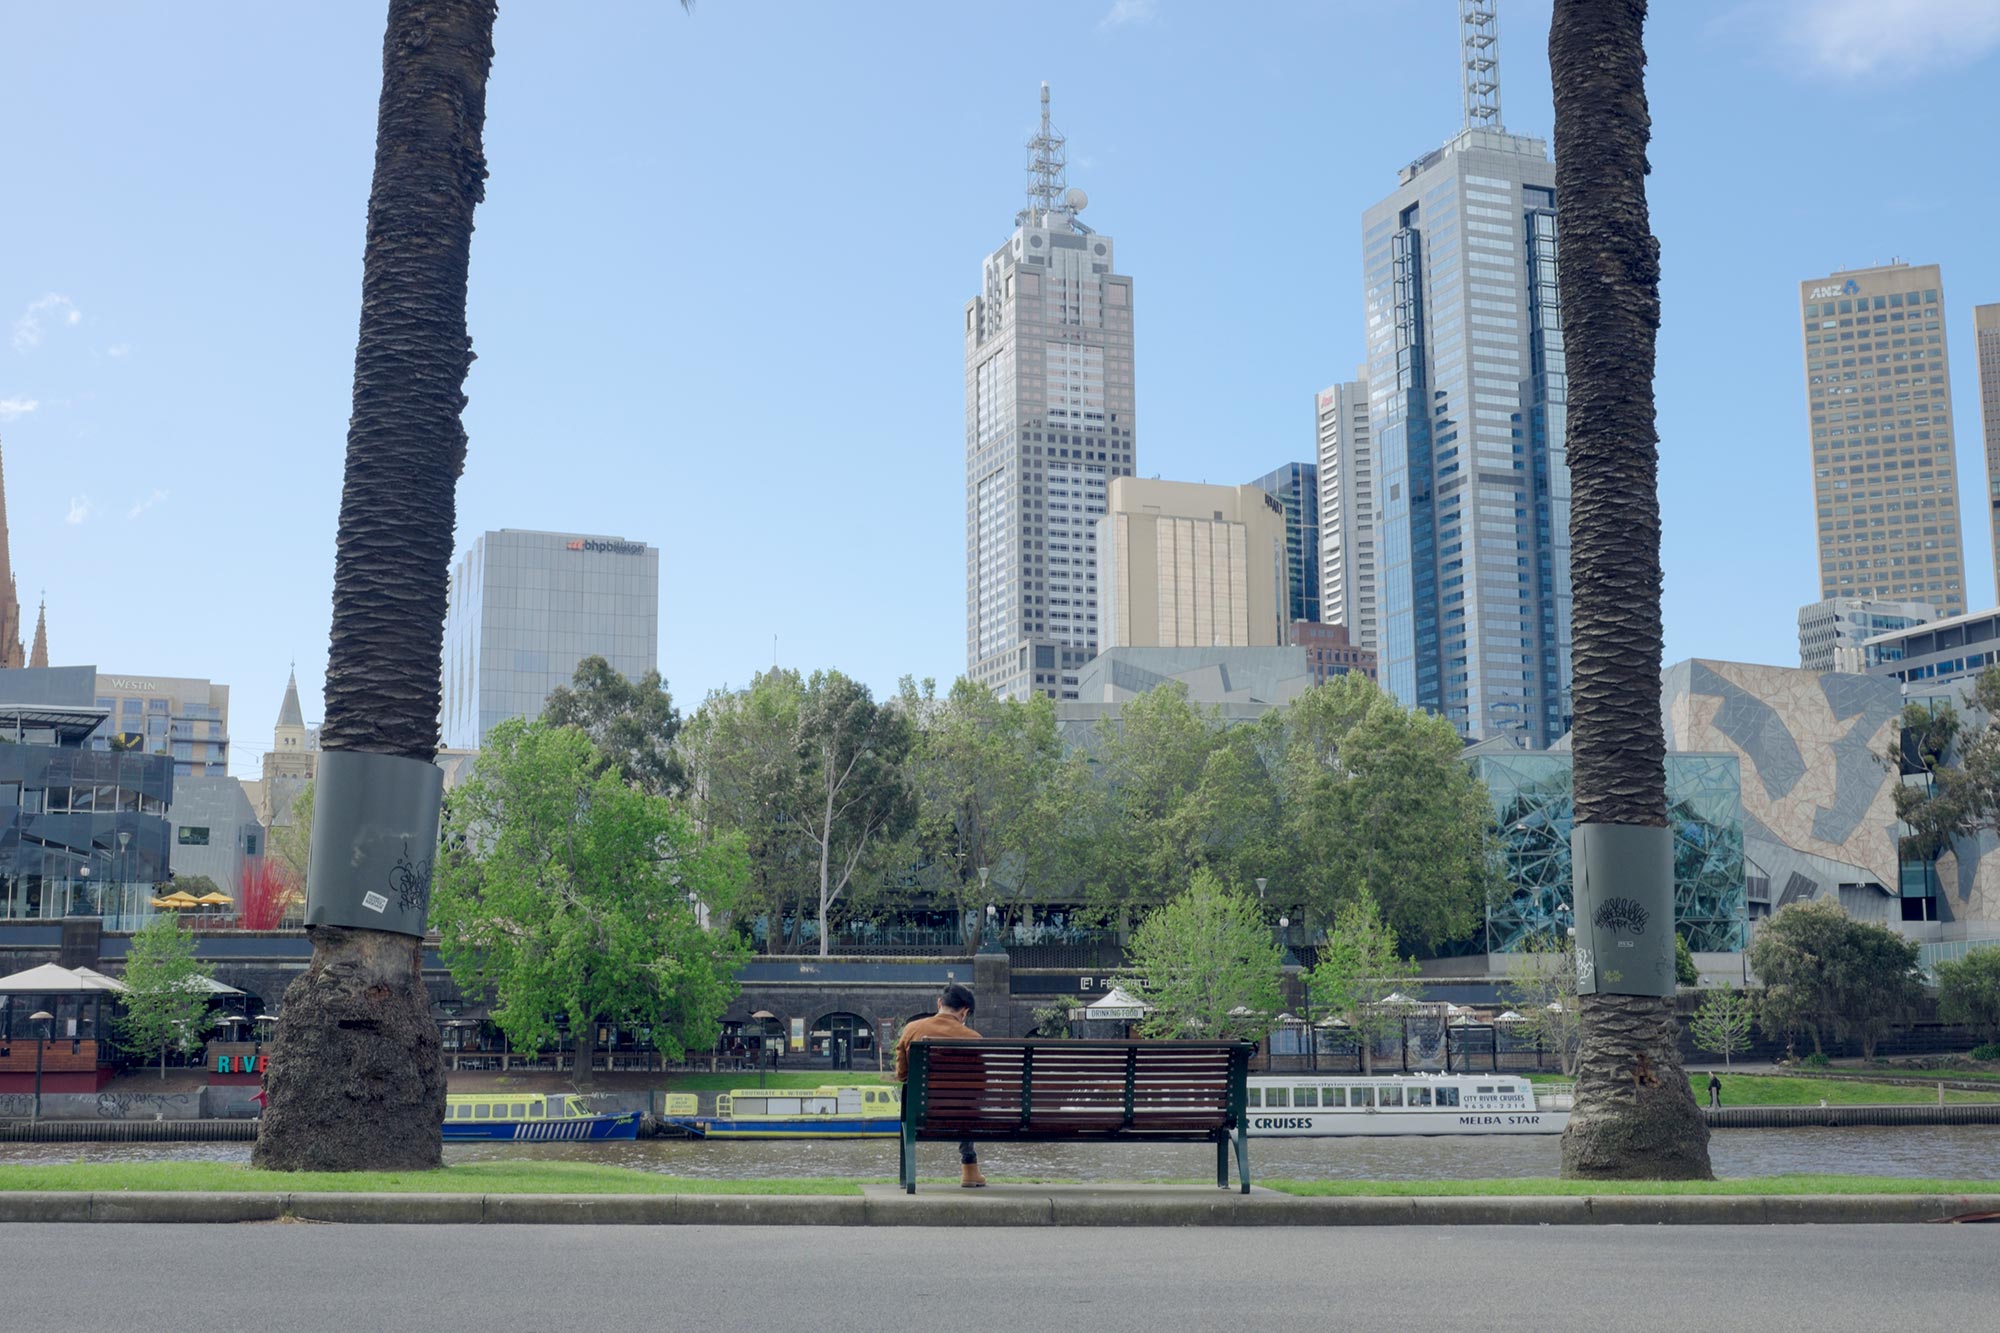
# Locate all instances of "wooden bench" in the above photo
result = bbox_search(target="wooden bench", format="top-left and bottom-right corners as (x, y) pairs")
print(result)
(899, 1038), (1253, 1194)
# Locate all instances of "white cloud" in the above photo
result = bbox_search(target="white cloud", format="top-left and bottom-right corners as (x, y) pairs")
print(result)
(0, 396), (37, 421)
(106, 343), (131, 358)
(1731, 0), (2000, 77)
(12, 294), (82, 352)
(127, 488), (170, 520)
(66, 495), (93, 525)
(1099, 0), (1156, 31)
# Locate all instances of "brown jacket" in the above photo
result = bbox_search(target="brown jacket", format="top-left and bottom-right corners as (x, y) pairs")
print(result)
(894, 1011), (980, 1083)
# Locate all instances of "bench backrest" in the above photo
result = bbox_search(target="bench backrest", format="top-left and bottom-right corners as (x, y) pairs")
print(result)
(905, 1039), (1249, 1137)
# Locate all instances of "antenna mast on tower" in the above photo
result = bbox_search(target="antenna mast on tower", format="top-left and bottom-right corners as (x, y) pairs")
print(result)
(1023, 81), (1068, 223)
(1460, 0), (1502, 130)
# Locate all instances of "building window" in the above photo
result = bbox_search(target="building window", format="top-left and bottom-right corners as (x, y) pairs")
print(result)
(178, 827), (211, 846)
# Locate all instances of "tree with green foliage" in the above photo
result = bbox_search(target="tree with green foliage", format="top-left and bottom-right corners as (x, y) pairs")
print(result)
(1750, 899), (1923, 1059)
(1934, 946), (2000, 1045)
(1687, 985), (1754, 1067)
(269, 780), (314, 887)
(1118, 868), (1285, 1042)
(1675, 933), (1699, 988)
(1306, 886), (1422, 1074)
(682, 669), (810, 951)
(541, 654), (683, 796)
(116, 913), (213, 1079)
(432, 721), (750, 1085)
(899, 677), (1061, 945)
(1263, 674), (1495, 951)
(792, 672), (914, 955)
(1502, 933), (1583, 1077)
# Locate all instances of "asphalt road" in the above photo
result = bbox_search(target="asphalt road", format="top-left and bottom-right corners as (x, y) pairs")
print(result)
(3, 1223), (1993, 1332)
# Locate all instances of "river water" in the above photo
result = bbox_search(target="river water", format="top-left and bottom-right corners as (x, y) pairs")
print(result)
(3, 1127), (1998, 1181)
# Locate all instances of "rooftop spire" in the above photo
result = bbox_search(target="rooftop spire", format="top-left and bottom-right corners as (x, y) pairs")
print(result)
(0, 443), (21, 669)
(277, 665), (305, 730)
(1460, 0), (1502, 130)
(28, 597), (46, 669)
(1023, 81), (1068, 222)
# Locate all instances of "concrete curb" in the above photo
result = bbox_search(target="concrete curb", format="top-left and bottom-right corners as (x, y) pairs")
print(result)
(3, 1190), (1998, 1225)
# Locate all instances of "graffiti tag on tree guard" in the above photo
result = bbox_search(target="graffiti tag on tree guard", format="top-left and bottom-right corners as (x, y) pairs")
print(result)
(1591, 896), (1651, 935)
(390, 840), (433, 914)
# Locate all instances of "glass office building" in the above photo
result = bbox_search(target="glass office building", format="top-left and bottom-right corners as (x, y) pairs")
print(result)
(1364, 124), (1572, 748)
(442, 529), (660, 749)
(0, 703), (174, 925)
(1251, 462), (1321, 627)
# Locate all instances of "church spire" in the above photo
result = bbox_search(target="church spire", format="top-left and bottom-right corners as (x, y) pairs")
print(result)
(0, 442), (23, 669)
(277, 665), (305, 730)
(29, 597), (46, 669)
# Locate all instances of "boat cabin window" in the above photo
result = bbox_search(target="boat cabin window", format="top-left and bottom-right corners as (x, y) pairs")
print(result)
(510, 1103), (528, 1118)
(1351, 1086), (1374, 1109)
(1294, 1087), (1317, 1108)
(1476, 1085), (1495, 1094)
(1378, 1087), (1403, 1108)
(1409, 1088), (1432, 1107)
(1246, 1088), (1260, 1108)
(1265, 1087), (1289, 1108)
(1437, 1087), (1460, 1107)
(474, 1105), (490, 1120)
(1322, 1086), (1346, 1108)
(451, 1105), (471, 1120)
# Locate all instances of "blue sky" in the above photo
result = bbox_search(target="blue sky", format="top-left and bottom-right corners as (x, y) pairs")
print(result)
(4, 0), (1999, 775)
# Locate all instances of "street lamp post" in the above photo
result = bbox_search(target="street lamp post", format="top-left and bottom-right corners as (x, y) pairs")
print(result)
(29, 1009), (53, 1123)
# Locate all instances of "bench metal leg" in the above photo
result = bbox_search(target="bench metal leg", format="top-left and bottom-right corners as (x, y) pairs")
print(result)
(1234, 1124), (1250, 1195)
(901, 1128), (916, 1195)
(1216, 1137), (1229, 1190)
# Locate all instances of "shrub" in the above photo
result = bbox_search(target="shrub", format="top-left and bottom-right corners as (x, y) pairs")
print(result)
(1971, 1042), (2000, 1062)
(1796, 1051), (1832, 1070)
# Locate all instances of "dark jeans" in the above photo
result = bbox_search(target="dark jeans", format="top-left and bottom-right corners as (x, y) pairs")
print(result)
(960, 1139), (978, 1165)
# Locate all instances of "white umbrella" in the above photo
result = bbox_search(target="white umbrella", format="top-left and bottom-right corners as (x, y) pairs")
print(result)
(1494, 1009), (1526, 1023)
(1084, 987), (1151, 1021)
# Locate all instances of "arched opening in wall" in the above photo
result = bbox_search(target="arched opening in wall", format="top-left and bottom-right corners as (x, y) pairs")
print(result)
(811, 1012), (873, 1071)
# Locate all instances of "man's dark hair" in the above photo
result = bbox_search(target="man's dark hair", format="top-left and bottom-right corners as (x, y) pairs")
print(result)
(940, 983), (975, 1014)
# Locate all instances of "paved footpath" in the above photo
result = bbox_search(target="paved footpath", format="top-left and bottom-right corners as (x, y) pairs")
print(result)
(2, 1222), (1994, 1332)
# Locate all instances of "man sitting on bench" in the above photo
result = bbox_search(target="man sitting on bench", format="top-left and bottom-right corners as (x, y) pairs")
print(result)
(895, 983), (986, 1188)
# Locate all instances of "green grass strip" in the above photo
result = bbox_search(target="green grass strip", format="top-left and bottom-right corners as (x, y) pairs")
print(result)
(1262, 1174), (2000, 1197)
(1516, 1073), (2000, 1106)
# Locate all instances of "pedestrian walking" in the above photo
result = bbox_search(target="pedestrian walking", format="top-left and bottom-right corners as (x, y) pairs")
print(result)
(1708, 1073), (1722, 1108)
(895, 982), (986, 1188)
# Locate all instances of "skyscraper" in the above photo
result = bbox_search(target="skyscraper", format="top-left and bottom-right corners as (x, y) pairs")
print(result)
(965, 85), (1137, 701)
(442, 529), (660, 748)
(1799, 263), (1965, 615)
(1978, 303), (2000, 596)
(1361, 1), (1572, 747)
(1315, 374), (1377, 650)
(1250, 462), (1320, 625)
(1098, 478), (1288, 650)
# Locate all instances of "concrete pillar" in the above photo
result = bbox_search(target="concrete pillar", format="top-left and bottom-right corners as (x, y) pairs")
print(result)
(974, 948), (1011, 1037)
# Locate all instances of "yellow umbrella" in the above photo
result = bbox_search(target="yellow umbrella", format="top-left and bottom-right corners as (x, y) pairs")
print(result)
(196, 893), (235, 906)
(159, 891), (202, 908)
(148, 897), (176, 909)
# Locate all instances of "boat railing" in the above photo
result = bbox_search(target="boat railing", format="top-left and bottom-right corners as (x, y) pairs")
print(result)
(1535, 1082), (1575, 1109)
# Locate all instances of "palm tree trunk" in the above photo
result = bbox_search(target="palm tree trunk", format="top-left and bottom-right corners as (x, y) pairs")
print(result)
(254, 0), (496, 1173)
(1550, 0), (1713, 1181)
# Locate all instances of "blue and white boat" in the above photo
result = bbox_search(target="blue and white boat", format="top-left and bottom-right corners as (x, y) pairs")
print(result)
(674, 1085), (900, 1139)
(443, 1092), (641, 1141)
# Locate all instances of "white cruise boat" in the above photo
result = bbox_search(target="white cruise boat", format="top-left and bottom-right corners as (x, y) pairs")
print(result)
(1246, 1073), (1570, 1137)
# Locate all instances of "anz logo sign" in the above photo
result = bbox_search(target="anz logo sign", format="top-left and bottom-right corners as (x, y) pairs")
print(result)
(1807, 279), (1862, 300)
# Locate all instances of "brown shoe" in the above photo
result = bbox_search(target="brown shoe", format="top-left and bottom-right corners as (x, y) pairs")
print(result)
(960, 1162), (988, 1189)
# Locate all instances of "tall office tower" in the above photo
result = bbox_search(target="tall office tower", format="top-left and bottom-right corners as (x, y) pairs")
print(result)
(1978, 303), (2000, 595)
(965, 84), (1138, 701)
(1361, 1), (1572, 747)
(441, 529), (660, 749)
(1315, 374), (1377, 650)
(1097, 478), (1288, 650)
(1800, 263), (1965, 616)
(1250, 462), (1321, 626)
